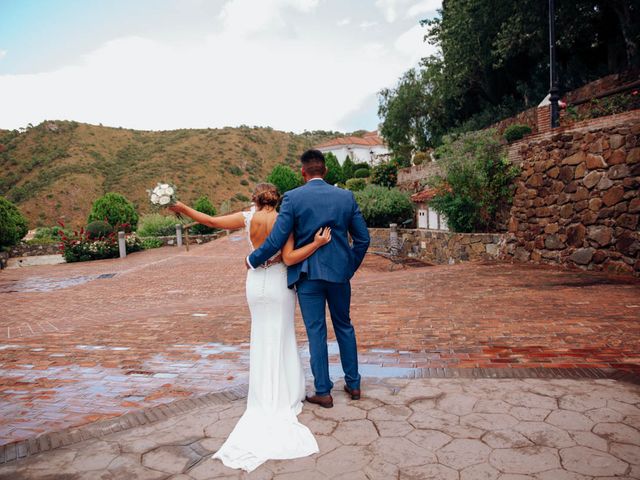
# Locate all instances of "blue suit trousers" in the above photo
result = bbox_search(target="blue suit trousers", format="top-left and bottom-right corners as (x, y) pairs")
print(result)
(296, 277), (361, 396)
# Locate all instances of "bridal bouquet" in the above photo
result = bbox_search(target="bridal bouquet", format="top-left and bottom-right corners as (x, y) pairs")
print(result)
(147, 182), (177, 207)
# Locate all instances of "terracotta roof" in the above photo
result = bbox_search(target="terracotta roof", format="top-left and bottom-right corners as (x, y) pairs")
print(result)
(410, 188), (438, 203)
(315, 131), (385, 149)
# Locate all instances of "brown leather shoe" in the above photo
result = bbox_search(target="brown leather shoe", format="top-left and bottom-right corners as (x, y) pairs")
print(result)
(305, 394), (333, 408)
(344, 385), (361, 400)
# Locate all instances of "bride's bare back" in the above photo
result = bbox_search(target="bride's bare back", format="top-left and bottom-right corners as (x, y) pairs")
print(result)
(248, 208), (278, 250)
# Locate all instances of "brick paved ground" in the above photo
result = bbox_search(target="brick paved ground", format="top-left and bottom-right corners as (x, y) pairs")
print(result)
(1, 233), (639, 446)
(1, 377), (639, 479)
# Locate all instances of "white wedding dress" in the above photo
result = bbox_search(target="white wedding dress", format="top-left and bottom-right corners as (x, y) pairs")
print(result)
(212, 208), (319, 472)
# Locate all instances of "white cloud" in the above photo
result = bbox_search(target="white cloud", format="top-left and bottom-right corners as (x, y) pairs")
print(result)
(395, 24), (437, 63)
(376, 0), (411, 23)
(359, 20), (378, 30)
(0, 29), (415, 132)
(0, 1), (434, 132)
(337, 18), (351, 26)
(407, 0), (441, 18)
(219, 0), (319, 36)
(0, 50), (6, 60)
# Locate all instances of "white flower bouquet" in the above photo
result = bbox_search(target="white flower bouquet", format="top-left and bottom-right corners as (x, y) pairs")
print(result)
(147, 182), (177, 207)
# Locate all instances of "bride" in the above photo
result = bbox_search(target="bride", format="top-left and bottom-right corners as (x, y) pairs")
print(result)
(169, 183), (330, 472)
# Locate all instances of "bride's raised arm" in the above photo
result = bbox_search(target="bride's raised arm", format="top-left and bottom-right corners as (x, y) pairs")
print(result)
(169, 201), (246, 230)
(282, 228), (331, 266)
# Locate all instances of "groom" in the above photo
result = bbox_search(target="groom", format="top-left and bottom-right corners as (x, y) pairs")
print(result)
(247, 149), (370, 408)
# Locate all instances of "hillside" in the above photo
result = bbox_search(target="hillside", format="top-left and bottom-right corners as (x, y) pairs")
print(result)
(0, 121), (339, 228)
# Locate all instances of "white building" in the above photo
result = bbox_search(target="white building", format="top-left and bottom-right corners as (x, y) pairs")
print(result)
(411, 188), (449, 231)
(315, 131), (390, 166)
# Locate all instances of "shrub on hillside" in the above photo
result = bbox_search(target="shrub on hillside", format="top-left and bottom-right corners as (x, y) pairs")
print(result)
(86, 220), (113, 240)
(370, 162), (398, 188)
(353, 185), (414, 228)
(503, 124), (532, 143)
(428, 130), (519, 232)
(354, 168), (370, 178)
(267, 165), (303, 194)
(345, 178), (366, 192)
(137, 213), (186, 237)
(0, 196), (28, 248)
(190, 196), (217, 235)
(87, 192), (138, 231)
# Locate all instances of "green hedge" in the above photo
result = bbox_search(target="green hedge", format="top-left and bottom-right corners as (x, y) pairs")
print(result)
(503, 124), (532, 143)
(0, 196), (28, 248)
(190, 196), (217, 235)
(353, 185), (414, 228)
(345, 178), (366, 192)
(137, 213), (186, 237)
(88, 192), (138, 231)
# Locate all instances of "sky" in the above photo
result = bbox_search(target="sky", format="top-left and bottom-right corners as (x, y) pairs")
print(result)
(0, 0), (441, 133)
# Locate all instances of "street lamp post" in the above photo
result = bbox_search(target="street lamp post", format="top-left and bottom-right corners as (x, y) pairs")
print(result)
(548, 0), (560, 128)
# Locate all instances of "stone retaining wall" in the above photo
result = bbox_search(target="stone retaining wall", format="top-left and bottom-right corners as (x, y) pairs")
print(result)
(397, 162), (442, 191)
(505, 111), (640, 276)
(369, 228), (505, 265)
(7, 243), (61, 258)
(147, 231), (226, 246)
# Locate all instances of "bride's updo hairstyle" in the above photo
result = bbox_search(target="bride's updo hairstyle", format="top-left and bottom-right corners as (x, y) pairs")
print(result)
(252, 183), (280, 209)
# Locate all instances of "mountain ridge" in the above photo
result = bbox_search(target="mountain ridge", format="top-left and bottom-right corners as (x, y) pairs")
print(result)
(0, 121), (341, 228)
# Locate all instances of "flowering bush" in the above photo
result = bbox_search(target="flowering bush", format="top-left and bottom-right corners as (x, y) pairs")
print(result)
(58, 223), (142, 263)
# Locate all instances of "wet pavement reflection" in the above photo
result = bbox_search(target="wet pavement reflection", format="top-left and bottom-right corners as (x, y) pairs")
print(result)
(0, 341), (424, 445)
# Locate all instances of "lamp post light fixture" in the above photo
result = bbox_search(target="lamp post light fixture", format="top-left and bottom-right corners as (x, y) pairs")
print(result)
(548, 0), (560, 128)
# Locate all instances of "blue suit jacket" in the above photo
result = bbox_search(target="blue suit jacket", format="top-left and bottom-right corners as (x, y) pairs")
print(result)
(248, 179), (370, 287)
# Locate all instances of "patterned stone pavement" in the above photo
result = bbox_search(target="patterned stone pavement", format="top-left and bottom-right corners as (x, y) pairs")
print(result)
(1, 233), (640, 446)
(1, 377), (639, 479)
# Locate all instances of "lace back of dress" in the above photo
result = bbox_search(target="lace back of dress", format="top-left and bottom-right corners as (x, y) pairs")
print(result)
(242, 206), (257, 252)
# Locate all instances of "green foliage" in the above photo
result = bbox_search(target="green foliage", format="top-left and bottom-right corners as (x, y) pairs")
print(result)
(88, 192), (138, 231)
(228, 165), (243, 176)
(370, 162), (398, 188)
(345, 178), (367, 192)
(353, 162), (370, 172)
(137, 213), (185, 237)
(266, 164), (303, 194)
(324, 152), (344, 185)
(190, 196), (217, 235)
(240, 179), (249, 186)
(59, 228), (142, 262)
(33, 226), (69, 241)
(86, 220), (113, 240)
(0, 196), (28, 247)
(379, 0), (639, 152)
(413, 152), (429, 165)
(235, 193), (250, 202)
(428, 130), (520, 232)
(342, 156), (356, 180)
(503, 124), (532, 143)
(141, 237), (163, 249)
(353, 185), (414, 228)
(354, 168), (370, 178)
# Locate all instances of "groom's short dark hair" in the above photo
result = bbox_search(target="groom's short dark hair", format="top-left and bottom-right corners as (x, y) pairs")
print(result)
(300, 149), (327, 176)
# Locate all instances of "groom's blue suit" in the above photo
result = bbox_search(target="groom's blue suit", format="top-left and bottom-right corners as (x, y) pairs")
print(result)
(247, 178), (370, 395)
